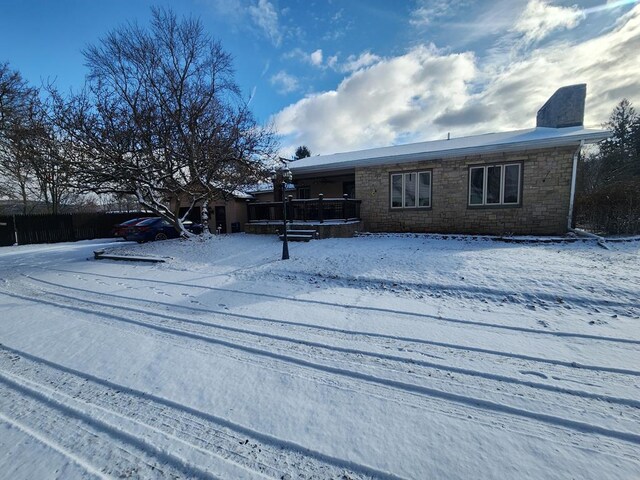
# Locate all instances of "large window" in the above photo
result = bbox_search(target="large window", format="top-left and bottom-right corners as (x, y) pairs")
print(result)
(390, 171), (431, 208)
(468, 163), (521, 206)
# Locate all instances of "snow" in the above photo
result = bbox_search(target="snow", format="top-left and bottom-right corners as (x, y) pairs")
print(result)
(0, 234), (638, 479)
(290, 126), (610, 174)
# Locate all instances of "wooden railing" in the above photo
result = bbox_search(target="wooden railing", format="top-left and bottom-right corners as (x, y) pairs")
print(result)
(247, 194), (361, 223)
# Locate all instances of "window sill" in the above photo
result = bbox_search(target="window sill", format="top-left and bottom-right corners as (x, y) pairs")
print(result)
(467, 203), (521, 210)
(389, 206), (433, 211)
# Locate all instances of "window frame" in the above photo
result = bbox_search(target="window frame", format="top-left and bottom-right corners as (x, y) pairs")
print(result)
(297, 186), (310, 199)
(467, 162), (522, 208)
(389, 170), (432, 210)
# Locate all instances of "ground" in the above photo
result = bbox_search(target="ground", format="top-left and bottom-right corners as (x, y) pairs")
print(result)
(0, 233), (638, 479)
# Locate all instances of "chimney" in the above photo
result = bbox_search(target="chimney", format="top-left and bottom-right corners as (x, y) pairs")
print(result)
(536, 84), (586, 128)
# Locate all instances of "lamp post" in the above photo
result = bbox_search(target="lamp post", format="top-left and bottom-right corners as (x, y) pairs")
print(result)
(271, 166), (292, 260)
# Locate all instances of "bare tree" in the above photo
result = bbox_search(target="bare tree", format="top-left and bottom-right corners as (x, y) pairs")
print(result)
(0, 63), (40, 212)
(52, 8), (277, 235)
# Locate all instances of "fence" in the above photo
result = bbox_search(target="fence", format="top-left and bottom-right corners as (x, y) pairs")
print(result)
(247, 195), (361, 223)
(0, 212), (154, 247)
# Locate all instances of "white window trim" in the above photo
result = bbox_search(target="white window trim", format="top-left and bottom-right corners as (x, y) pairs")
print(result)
(468, 163), (521, 206)
(390, 171), (432, 209)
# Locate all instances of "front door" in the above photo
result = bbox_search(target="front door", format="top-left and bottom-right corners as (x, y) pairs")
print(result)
(214, 206), (227, 233)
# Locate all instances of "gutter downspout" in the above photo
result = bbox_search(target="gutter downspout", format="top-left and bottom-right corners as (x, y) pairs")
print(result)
(567, 140), (584, 231)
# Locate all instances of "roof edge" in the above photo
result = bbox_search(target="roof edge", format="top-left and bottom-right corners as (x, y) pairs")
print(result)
(290, 129), (611, 175)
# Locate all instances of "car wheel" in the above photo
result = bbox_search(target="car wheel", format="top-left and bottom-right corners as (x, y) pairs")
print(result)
(155, 232), (168, 241)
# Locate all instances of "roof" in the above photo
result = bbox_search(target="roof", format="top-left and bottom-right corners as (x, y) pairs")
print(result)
(246, 183), (296, 194)
(230, 190), (254, 199)
(289, 126), (611, 175)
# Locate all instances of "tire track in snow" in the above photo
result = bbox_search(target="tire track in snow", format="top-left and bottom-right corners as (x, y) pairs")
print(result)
(25, 285), (640, 411)
(38, 270), (640, 346)
(3, 289), (640, 451)
(0, 412), (108, 480)
(23, 274), (640, 378)
(0, 373), (224, 480)
(264, 269), (640, 311)
(0, 346), (392, 480)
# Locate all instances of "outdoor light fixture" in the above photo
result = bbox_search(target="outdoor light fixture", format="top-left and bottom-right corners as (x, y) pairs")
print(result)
(272, 165), (292, 260)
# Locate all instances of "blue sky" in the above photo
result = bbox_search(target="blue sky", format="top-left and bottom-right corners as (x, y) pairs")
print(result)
(1, 0), (639, 156)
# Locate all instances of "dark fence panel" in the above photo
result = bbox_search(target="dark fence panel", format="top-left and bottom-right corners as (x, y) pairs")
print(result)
(0, 216), (16, 247)
(15, 214), (74, 245)
(0, 212), (153, 247)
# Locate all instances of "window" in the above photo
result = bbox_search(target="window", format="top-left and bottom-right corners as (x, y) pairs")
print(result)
(390, 171), (431, 208)
(297, 186), (310, 199)
(468, 163), (521, 206)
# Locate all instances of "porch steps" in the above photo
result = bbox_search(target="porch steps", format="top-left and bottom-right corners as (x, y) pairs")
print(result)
(278, 229), (318, 242)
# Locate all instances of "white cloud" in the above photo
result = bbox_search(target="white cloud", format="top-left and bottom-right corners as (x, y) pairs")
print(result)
(248, 0), (282, 47)
(429, 0), (524, 49)
(410, 0), (468, 26)
(340, 51), (382, 73)
(274, 45), (477, 152)
(284, 48), (327, 68)
(270, 70), (299, 94)
(512, 0), (584, 44)
(272, 6), (640, 155)
(260, 59), (271, 77)
(310, 49), (323, 67)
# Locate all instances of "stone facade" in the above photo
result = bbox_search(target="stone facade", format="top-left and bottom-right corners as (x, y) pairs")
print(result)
(354, 146), (577, 235)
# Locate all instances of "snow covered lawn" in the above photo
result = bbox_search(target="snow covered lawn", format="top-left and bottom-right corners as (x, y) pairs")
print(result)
(0, 234), (638, 479)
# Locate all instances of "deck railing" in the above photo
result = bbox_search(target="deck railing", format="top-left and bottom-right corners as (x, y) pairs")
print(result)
(247, 194), (361, 223)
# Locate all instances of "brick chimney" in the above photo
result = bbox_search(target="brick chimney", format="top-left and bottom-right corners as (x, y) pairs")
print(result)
(536, 84), (586, 128)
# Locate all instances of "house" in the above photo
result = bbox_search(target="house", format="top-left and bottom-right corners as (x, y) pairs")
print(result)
(171, 190), (252, 234)
(247, 84), (610, 236)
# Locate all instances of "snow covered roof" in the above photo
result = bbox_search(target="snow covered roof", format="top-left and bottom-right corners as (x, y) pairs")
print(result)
(246, 183), (296, 194)
(231, 190), (254, 199)
(290, 126), (611, 175)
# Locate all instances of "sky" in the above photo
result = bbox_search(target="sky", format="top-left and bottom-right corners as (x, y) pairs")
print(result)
(0, 0), (639, 157)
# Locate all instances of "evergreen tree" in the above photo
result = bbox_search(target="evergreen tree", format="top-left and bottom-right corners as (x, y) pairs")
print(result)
(293, 145), (311, 160)
(598, 99), (639, 181)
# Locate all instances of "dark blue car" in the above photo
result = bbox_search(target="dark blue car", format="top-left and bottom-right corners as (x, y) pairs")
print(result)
(124, 217), (204, 242)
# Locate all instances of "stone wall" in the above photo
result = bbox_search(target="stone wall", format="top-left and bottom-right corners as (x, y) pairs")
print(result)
(355, 146), (577, 235)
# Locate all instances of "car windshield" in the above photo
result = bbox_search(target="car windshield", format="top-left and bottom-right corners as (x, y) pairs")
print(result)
(137, 217), (161, 226)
